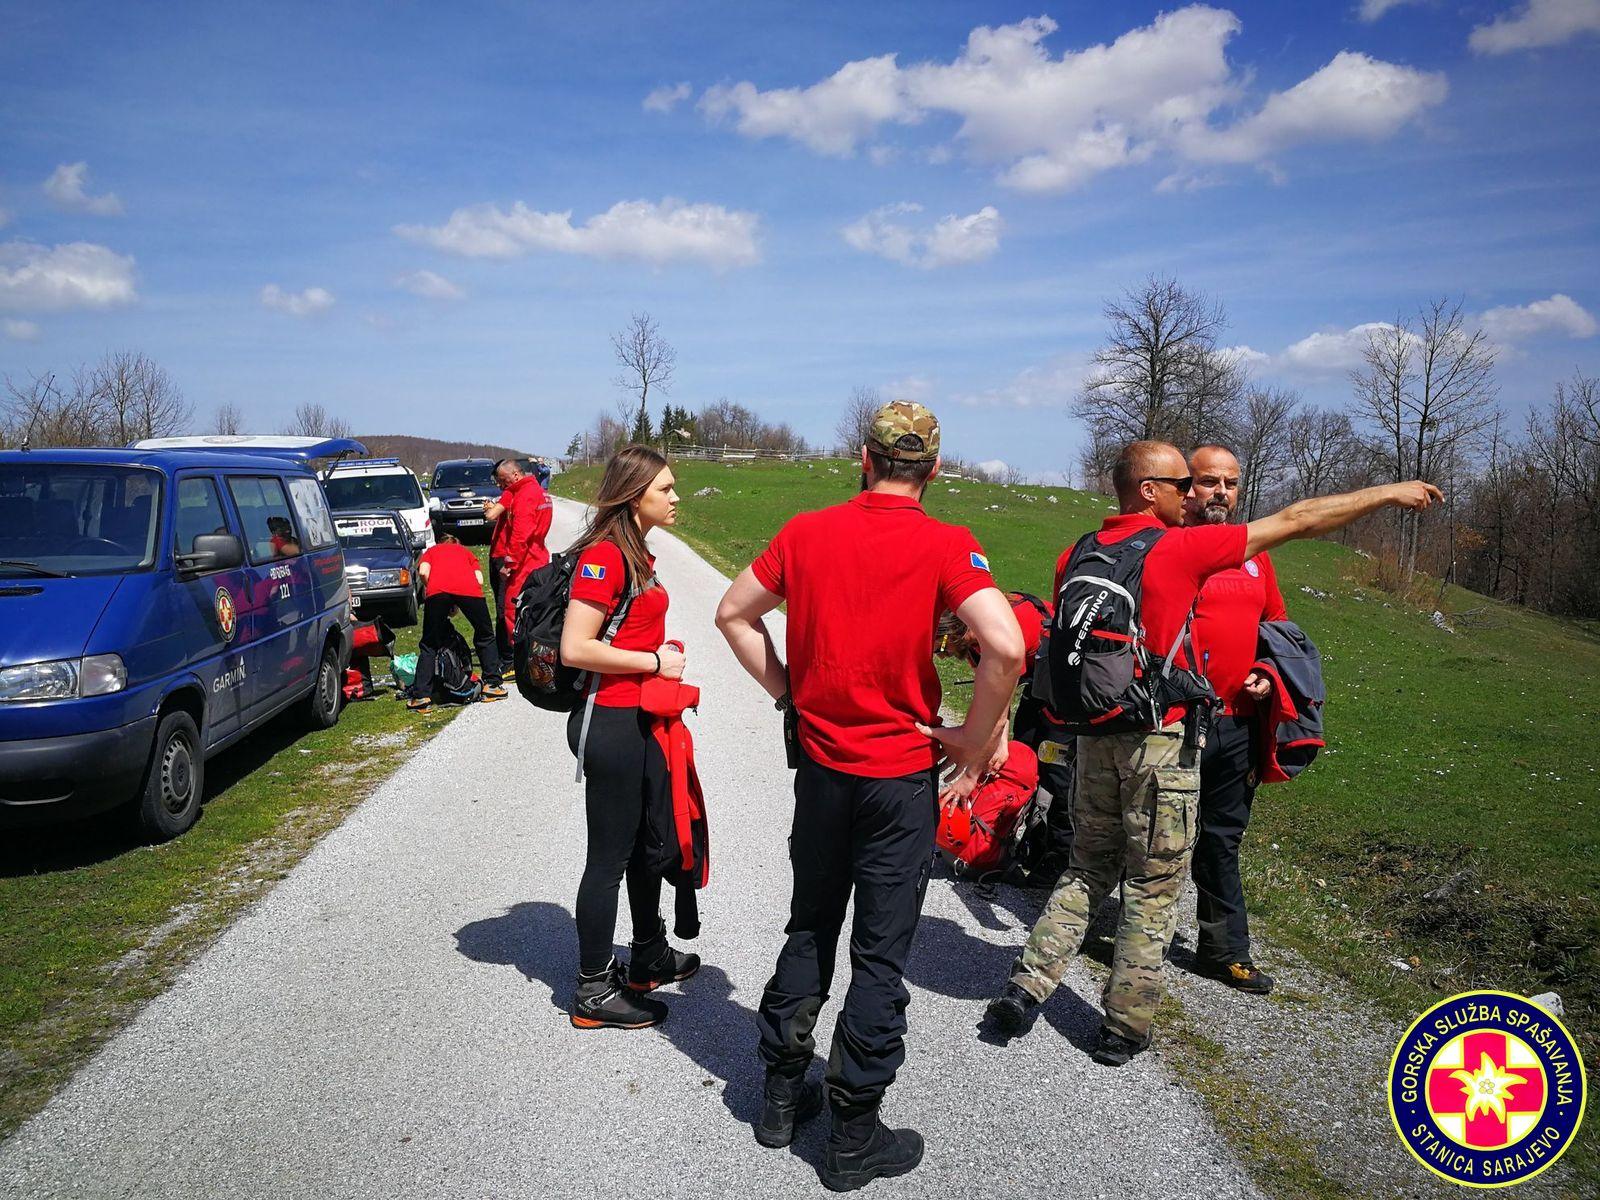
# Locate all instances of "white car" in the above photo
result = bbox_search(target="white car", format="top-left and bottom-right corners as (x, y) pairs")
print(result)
(322, 458), (434, 552)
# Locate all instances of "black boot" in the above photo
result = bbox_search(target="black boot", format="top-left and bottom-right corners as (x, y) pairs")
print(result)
(984, 982), (1039, 1035)
(754, 1070), (824, 1149)
(819, 1106), (924, 1192)
(569, 959), (667, 1030)
(627, 921), (701, 993)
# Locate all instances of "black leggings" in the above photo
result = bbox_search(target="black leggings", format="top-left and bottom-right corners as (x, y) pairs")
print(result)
(566, 703), (665, 973)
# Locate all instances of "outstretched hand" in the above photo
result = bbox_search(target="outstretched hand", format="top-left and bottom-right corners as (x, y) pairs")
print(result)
(1390, 481), (1444, 510)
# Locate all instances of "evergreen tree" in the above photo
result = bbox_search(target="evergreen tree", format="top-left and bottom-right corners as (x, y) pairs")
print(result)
(631, 404), (654, 445)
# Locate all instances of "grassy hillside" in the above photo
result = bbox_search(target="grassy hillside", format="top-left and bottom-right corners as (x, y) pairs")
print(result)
(555, 458), (1600, 1064)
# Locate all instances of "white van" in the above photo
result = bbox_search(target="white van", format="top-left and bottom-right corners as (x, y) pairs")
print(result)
(322, 458), (433, 551)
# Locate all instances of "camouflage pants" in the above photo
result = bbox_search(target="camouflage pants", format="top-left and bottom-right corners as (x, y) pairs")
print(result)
(1011, 724), (1199, 1041)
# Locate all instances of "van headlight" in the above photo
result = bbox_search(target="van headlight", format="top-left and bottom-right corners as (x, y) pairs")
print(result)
(0, 654), (126, 702)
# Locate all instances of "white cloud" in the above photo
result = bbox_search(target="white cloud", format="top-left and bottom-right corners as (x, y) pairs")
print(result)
(260, 284), (335, 317)
(952, 354), (1089, 408)
(1180, 51), (1447, 164)
(395, 197), (761, 270)
(695, 10), (1445, 192)
(1357, 0), (1424, 20)
(0, 240), (137, 311)
(643, 82), (692, 113)
(393, 269), (464, 301)
(3, 318), (41, 341)
(41, 162), (123, 216)
(1278, 322), (1405, 373)
(1221, 344), (1272, 369)
(1470, 0), (1600, 54)
(1476, 293), (1598, 342)
(884, 374), (935, 401)
(977, 458), (1012, 478)
(842, 203), (1001, 269)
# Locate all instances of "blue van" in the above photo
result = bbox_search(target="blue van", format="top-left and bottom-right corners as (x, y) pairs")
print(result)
(0, 437), (360, 839)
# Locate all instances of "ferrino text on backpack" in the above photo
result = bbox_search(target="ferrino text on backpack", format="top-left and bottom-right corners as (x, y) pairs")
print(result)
(1033, 529), (1214, 735)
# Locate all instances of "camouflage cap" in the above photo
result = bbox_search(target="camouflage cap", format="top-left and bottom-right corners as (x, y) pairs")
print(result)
(868, 400), (941, 462)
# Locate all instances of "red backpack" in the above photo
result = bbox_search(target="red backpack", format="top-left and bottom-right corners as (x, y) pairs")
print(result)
(936, 741), (1040, 877)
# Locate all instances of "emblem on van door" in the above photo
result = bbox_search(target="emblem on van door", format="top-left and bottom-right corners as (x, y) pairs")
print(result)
(215, 587), (237, 642)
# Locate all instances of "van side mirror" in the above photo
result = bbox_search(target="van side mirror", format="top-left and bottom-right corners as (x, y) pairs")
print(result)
(177, 533), (245, 576)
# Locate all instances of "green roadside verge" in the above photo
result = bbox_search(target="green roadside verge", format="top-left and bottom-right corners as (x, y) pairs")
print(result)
(0, 547), (495, 1140)
(556, 458), (1600, 1193)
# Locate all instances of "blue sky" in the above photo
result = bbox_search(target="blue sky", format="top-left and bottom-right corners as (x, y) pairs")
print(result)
(3, 1), (1598, 476)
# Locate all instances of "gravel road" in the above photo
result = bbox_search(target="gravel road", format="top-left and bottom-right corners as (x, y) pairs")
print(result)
(0, 499), (1260, 1199)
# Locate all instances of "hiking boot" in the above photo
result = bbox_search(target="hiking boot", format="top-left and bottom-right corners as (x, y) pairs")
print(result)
(1199, 960), (1275, 995)
(984, 982), (1039, 1035)
(569, 960), (667, 1030)
(820, 1108), (923, 1192)
(481, 683), (508, 702)
(406, 695), (432, 712)
(627, 924), (701, 992)
(754, 1071), (824, 1149)
(1091, 1026), (1151, 1067)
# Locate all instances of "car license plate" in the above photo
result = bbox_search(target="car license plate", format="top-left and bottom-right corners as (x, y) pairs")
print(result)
(350, 595), (362, 609)
(457, 518), (484, 527)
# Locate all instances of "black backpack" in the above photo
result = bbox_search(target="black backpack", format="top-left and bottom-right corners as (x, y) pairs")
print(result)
(512, 551), (633, 712)
(1032, 529), (1213, 735)
(431, 626), (482, 705)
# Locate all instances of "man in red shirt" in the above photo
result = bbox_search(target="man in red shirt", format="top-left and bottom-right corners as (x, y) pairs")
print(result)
(986, 440), (1441, 1066)
(482, 459), (525, 663)
(406, 533), (507, 711)
(1184, 444), (1287, 995)
(499, 463), (554, 634)
(716, 401), (1024, 1190)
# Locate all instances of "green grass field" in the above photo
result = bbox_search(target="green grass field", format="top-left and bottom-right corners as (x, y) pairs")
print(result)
(555, 457), (1600, 1066)
(0, 546), (496, 1139)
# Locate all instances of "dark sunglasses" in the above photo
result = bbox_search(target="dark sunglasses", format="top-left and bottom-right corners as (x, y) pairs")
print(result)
(1142, 475), (1193, 492)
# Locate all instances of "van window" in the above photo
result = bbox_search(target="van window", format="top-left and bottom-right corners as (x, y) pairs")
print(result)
(0, 463), (161, 576)
(227, 476), (300, 563)
(287, 476), (336, 549)
(432, 462), (497, 488)
(175, 477), (231, 556)
(323, 471), (423, 512)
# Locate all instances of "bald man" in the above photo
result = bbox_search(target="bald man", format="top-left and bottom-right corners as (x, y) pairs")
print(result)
(986, 439), (1440, 1066)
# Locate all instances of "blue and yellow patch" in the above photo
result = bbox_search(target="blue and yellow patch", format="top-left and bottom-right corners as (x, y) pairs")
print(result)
(580, 563), (606, 580)
(970, 551), (990, 571)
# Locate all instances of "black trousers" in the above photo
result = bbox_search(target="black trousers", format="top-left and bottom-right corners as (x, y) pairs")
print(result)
(489, 556), (513, 662)
(567, 704), (666, 974)
(1193, 714), (1259, 965)
(412, 593), (502, 694)
(757, 752), (936, 1113)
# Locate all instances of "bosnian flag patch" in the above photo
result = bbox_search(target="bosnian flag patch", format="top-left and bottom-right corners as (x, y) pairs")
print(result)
(580, 563), (607, 580)
(970, 551), (990, 571)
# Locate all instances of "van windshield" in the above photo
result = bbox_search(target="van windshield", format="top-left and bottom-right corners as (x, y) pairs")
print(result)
(323, 472), (423, 512)
(0, 464), (162, 576)
(432, 463), (497, 488)
(334, 515), (408, 550)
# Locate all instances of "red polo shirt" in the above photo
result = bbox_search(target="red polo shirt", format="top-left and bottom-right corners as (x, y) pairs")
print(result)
(568, 539), (668, 708)
(752, 491), (999, 777)
(420, 541), (482, 599)
(1193, 552), (1287, 715)
(1057, 513), (1248, 723)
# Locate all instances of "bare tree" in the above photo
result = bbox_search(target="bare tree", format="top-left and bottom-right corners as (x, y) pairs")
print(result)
(213, 401), (245, 435)
(612, 312), (676, 434)
(93, 351), (190, 443)
(3, 353), (188, 448)
(285, 401), (352, 440)
(1286, 407), (1360, 501)
(836, 385), (881, 453)
(1234, 386), (1299, 520)
(1352, 298), (1498, 580)
(1074, 276), (1230, 451)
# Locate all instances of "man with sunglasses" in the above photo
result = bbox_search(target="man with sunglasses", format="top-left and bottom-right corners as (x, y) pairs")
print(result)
(987, 439), (1441, 1066)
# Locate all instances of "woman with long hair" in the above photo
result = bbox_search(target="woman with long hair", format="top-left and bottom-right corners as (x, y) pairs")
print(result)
(559, 444), (698, 1029)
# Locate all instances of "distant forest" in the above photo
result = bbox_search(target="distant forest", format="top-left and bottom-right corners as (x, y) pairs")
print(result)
(354, 434), (544, 478)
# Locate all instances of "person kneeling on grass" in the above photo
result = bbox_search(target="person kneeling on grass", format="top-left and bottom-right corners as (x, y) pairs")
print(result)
(407, 533), (507, 711)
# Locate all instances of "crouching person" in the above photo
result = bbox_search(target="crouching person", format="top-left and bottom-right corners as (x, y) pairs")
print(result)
(407, 534), (506, 711)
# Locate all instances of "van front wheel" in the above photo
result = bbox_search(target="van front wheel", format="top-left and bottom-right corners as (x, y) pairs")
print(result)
(135, 711), (204, 841)
(305, 642), (343, 729)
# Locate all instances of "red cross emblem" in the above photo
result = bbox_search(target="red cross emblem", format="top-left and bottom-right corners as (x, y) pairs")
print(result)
(1426, 1030), (1547, 1151)
(215, 587), (237, 642)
